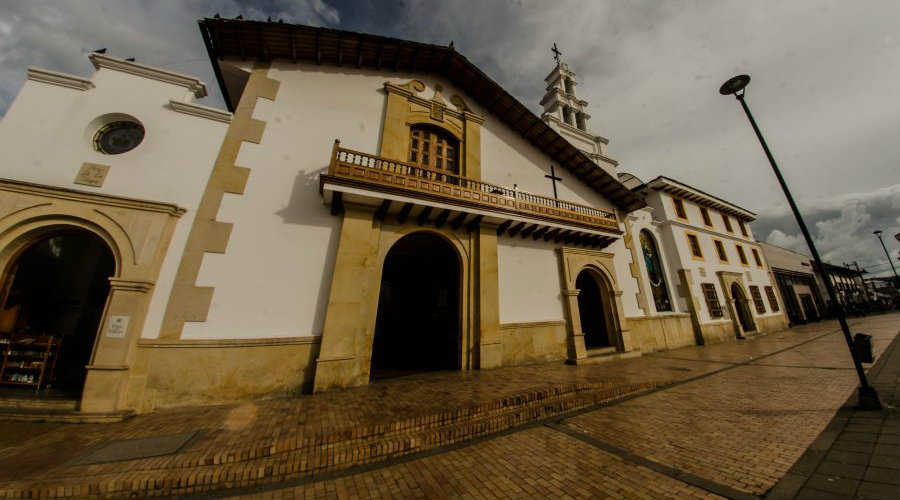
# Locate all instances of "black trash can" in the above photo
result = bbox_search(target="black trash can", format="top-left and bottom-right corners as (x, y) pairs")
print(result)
(853, 333), (874, 363)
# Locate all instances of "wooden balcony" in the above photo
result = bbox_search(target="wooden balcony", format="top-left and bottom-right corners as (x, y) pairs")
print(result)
(320, 141), (621, 237)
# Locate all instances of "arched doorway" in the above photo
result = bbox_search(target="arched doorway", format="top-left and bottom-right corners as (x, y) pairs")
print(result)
(0, 230), (115, 397)
(370, 232), (460, 379)
(576, 270), (613, 349)
(730, 283), (755, 334)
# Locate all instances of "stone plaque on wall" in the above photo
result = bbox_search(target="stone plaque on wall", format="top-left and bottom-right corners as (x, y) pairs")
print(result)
(74, 162), (110, 187)
(105, 315), (130, 338)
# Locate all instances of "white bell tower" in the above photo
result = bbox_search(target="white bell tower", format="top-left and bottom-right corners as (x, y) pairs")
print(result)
(540, 44), (618, 176)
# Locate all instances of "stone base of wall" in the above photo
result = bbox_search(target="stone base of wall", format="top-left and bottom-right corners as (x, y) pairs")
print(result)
(500, 320), (567, 365)
(756, 313), (789, 334)
(700, 320), (738, 345)
(627, 314), (697, 353)
(129, 337), (320, 412)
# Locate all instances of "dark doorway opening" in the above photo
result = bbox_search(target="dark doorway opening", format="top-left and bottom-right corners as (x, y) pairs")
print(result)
(370, 232), (460, 380)
(731, 283), (755, 334)
(576, 270), (612, 349)
(0, 231), (115, 397)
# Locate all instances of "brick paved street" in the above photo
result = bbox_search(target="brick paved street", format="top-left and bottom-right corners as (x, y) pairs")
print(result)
(0, 313), (896, 499)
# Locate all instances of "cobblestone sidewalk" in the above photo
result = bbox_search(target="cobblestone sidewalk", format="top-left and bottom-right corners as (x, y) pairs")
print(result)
(0, 313), (896, 499)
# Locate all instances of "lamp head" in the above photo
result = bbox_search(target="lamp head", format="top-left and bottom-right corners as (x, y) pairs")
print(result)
(874, 230), (883, 237)
(719, 74), (751, 96)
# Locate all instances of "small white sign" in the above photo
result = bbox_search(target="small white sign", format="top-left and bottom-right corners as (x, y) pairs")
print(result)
(106, 315), (130, 338)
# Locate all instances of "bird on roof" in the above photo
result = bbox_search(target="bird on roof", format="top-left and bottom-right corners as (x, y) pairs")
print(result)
(125, 57), (135, 62)
(92, 48), (107, 54)
(234, 14), (243, 20)
(213, 13), (221, 19)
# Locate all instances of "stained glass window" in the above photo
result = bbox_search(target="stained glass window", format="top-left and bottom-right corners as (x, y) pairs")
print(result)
(640, 230), (672, 312)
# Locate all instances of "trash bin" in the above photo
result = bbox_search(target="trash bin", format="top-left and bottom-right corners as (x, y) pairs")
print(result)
(853, 333), (874, 363)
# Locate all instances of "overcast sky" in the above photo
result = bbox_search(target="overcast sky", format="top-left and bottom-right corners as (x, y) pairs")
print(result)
(1, 0), (898, 277)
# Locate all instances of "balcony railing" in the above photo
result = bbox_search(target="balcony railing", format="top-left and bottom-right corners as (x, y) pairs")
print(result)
(323, 141), (619, 231)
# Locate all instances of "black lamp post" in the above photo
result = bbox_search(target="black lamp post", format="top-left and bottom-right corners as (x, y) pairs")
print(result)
(719, 75), (881, 410)
(874, 230), (899, 288)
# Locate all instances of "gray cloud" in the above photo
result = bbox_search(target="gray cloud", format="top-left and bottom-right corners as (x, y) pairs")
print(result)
(0, 0), (897, 274)
(755, 184), (900, 277)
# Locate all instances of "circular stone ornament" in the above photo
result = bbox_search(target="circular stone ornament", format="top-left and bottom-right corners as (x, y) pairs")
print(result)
(93, 120), (145, 155)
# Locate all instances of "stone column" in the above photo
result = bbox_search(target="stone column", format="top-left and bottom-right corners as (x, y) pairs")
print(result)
(561, 288), (587, 362)
(476, 223), (502, 369)
(313, 204), (382, 392)
(676, 269), (706, 345)
(81, 278), (154, 413)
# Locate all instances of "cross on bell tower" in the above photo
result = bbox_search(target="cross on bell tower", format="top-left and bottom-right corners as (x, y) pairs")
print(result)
(552, 43), (562, 65)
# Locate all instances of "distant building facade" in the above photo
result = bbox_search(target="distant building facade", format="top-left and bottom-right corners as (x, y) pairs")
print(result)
(758, 242), (824, 325)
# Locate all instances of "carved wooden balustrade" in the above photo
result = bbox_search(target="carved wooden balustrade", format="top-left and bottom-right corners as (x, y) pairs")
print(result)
(323, 141), (620, 232)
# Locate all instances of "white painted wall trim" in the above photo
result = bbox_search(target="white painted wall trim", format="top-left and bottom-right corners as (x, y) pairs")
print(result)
(168, 100), (232, 123)
(90, 54), (207, 97)
(27, 67), (94, 91)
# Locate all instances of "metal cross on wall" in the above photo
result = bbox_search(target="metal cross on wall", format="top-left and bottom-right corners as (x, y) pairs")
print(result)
(552, 43), (562, 64)
(545, 165), (562, 200)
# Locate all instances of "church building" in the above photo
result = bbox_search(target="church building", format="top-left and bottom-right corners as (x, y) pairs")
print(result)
(0, 18), (785, 416)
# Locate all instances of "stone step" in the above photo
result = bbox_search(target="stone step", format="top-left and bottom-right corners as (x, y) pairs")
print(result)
(0, 395), (79, 411)
(568, 349), (642, 365)
(0, 381), (669, 499)
(0, 406), (134, 424)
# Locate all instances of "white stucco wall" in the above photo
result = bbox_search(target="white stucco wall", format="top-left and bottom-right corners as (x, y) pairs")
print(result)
(497, 237), (566, 324)
(480, 116), (615, 213)
(0, 67), (225, 210)
(183, 60), (627, 339)
(0, 60), (228, 340)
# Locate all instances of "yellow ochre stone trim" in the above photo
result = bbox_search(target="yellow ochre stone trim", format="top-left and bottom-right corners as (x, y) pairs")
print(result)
(0, 178), (186, 216)
(623, 217), (649, 315)
(139, 336), (321, 348)
(159, 64), (279, 339)
(500, 320), (566, 330)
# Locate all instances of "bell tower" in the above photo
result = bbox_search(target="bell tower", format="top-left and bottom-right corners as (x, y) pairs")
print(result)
(540, 44), (618, 176)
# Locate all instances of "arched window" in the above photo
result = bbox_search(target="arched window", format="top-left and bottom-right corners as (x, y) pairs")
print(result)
(409, 125), (459, 174)
(575, 112), (586, 131)
(640, 230), (672, 312)
(564, 77), (575, 95)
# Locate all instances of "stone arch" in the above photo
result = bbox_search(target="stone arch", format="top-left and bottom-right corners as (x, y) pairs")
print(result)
(574, 264), (621, 350)
(0, 180), (184, 412)
(1, 227), (116, 397)
(717, 270), (756, 338)
(370, 230), (463, 379)
(557, 248), (634, 362)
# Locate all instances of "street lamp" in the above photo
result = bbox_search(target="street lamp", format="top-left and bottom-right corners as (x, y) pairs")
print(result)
(719, 75), (881, 410)
(873, 230), (899, 288)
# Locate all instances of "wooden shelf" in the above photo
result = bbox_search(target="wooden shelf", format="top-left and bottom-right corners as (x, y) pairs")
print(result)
(1, 332), (61, 392)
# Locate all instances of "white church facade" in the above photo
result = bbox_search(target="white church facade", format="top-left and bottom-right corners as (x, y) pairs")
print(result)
(0, 19), (785, 416)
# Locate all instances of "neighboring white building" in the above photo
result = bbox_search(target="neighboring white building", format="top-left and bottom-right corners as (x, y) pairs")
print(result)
(0, 18), (785, 416)
(622, 175), (788, 346)
(758, 241), (824, 325)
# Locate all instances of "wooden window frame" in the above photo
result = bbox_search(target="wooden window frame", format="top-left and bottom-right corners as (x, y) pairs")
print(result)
(764, 285), (780, 312)
(700, 207), (713, 228)
(735, 243), (749, 266)
(672, 197), (689, 221)
(721, 213), (734, 233)
(685, 231), (704, 261)
(712, 238), (728, 263)
(408, 125), (460, 174)
(738, 219), (749, 238)
(702, 283), (724, 318)
(751, 248), (764, 268)
(749, 285), (766, 314)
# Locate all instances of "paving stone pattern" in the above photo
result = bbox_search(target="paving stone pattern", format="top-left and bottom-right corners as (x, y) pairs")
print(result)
(789, 326), (900, 500)
(0, 313), (896, 499)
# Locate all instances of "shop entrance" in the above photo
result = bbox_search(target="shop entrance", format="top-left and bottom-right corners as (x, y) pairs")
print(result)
(0, 231), (115, 397)
(370, 232), (460, 379)
(576, 270), (613, 349)
(731, 283), (756, 334)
